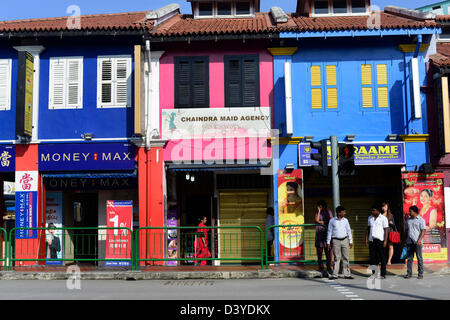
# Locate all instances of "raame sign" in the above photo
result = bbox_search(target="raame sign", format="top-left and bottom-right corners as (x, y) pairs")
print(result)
(39, 143), (135, 171)
(299, 142), (406, 166)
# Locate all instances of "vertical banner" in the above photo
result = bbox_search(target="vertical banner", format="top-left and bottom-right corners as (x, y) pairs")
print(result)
(277, 169), (304, 262)
(166, 209), (178, 266)
(402, 172), (448, 263)
(16, 51), (34, 138)
(15, 171), (39, 239)
(45, 192), (63, 265)
(105, 200), (133, 266)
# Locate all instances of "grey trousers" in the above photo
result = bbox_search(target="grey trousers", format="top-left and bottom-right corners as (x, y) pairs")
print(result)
(332, 238), (351, 277)
(406, 243), (424, 276)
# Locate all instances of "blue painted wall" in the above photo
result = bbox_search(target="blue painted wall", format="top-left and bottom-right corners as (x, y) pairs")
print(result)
(38, 44), (135, 141)
(0, 46), (18, 142)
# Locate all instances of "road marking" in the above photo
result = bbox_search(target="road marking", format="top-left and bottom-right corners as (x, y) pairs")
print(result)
(323, 279), (364, 301)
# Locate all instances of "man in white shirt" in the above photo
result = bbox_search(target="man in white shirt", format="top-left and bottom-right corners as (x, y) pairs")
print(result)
(366, 204), (389, 279)
(327, 206), (353, 280)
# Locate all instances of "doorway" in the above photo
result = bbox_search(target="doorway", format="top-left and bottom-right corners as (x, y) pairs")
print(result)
(70, 193), (98, 262)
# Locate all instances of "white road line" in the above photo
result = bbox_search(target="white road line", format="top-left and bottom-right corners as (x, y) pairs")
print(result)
(322, 278), (365, 301)
(345, 295), (359, 298)
(351, 298), (364, 300)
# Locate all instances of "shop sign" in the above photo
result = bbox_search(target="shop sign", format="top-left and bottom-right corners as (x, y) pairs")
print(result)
(45, 192), (63, 265)
(167, 210), (178, 266)
(277, 169), (304, 262)
(44, 177), (137, 191)
(16, 51), (34, 138)
(161, 107), (271, 139)
(402, 172), (448, 263)
(299, 142), (406, 166)
(15, 171), (38, 239)
(39, 143), (135, 171)
(105, 200), (133, 267)
(0, 145), (15, 172)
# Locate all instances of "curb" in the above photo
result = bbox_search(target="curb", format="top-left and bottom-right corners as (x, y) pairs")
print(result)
(0, 270), (324, 281)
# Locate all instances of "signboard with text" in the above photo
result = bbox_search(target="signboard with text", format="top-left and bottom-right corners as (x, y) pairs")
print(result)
(39, 143), (135, 171)
(299, 142), (406, 166)
(16, 51), (34, 138)
(0, 145), (15, 172)
(105, 200), (133, 267)
(15, 171), (38, 239)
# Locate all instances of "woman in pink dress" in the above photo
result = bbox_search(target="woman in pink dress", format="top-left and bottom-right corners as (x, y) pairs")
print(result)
(419, 189), (437, 230)
(195, 216), (211, 266)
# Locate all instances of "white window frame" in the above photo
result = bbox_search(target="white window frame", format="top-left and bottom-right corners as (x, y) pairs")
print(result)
(312, 0), (369, 17)
(97, 55), (132, 109)
(194, 1), (254, 18)
(0, 59), (12, 111)
(48, 56), (84, 110)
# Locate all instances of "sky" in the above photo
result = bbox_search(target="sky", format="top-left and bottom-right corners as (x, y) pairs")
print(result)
(0, 0), (441, 21)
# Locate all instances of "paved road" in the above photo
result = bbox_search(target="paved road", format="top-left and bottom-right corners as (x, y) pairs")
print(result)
(0, 274), (449, 300)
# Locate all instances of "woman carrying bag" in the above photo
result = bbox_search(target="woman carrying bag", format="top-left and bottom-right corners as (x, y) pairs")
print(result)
(382, 201), (400, 265)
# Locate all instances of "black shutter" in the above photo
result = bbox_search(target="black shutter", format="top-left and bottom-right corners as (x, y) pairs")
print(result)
(175, 57), (209, 108)
(225, 55), (259, 107)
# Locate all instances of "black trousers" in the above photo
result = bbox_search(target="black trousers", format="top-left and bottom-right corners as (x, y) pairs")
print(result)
(369, 239), (387, 277)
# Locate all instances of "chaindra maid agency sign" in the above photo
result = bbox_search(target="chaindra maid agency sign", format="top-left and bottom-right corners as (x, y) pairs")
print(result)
(39, 143), (135, 171)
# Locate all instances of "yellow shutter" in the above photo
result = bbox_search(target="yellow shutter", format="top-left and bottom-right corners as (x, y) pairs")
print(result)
(377, 64), (388, 85)
(378, 87), (389, 108)
(326, 65), (337, 86)
(327, 88), (338, 109)
(312, 88), (322, 109)
(361, 64), (372, 85)
(362, 87), (373, 108)
(311, 65), (321, 86)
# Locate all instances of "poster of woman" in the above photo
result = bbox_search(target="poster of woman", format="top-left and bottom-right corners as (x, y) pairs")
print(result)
(402, 172), (447, 263)
(277, 169), (304, 262)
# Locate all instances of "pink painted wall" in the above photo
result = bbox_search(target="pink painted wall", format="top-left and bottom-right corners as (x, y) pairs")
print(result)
(159, 47), (274, 162)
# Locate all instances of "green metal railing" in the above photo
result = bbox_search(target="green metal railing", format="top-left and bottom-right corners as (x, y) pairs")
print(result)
(265, 224), (323, 269)
(8, 227), (134, 271)
(0, 228), (7, 271)
(134, 226), (264, 269)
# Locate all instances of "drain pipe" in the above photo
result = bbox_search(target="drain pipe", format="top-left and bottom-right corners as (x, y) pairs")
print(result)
(145, 39), (152, 149)
(411, 35), (423, 119)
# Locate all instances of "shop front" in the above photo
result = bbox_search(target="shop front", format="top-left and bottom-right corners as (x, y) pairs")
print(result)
(276, 141), (407, 263)
(162, 107), (273, 265)
(38, 142), (138, 266)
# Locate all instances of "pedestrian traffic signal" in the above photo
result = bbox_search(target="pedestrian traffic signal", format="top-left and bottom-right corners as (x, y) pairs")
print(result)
(310, 139), (329, 176)
(339, 143), (355, 176)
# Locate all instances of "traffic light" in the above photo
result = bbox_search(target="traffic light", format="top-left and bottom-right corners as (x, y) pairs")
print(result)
(310, 139), (329, 176)
(339, 143), (355, 176)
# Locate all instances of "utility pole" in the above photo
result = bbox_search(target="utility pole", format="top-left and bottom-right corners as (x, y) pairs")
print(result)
(330, 136), (340, 216)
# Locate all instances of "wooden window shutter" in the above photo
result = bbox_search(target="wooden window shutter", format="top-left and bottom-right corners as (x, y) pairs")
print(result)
(242, 57), (259, 107)
(0, 60), (11, 110)
(362, 87), (373, 108)
(115, 58), (130, 106)
(361, 64), (372, 85)
(100, 58), (113, 105)
(378, 87), (389, 108)
(192, 59), (208, 107)
(311, 88), (322, 109)
(175, 57), (209, 108)
(327, 88), (338, 109)
(311, 65), (321, 86)
(326, 65), (337, 86)
(376, 64), (388, 85)
(226, 58), (242, 107)
(66, 58), (82, 107)
(50, 59), (66, 108)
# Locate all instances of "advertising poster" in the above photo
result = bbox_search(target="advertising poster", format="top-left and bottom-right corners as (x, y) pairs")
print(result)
(105, 201), (133, 266)
(45, 192), (63, 265)
(167, 210), (178, 266)
(402, 172), (448, 263)
(15, 171), (39, 239)
(277, 169), (304, 262)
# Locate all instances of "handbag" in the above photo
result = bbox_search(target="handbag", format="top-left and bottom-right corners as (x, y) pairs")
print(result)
(400, 246), (408, 260)
(388, 224), (401, 244)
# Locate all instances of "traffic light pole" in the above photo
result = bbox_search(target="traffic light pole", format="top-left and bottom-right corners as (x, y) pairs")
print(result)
(330, 135), (340, 216)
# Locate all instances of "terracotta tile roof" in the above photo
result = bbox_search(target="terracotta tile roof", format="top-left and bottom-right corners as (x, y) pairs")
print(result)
(0, 11), (152, 33)
(280, 12), (437, 33)
(436, 15), (450, 23)
(152, 12), (279, 37)
(430, 42), (450, 68)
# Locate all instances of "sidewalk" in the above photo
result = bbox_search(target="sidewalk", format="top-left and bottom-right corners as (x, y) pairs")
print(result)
(1, 263), (449, 280)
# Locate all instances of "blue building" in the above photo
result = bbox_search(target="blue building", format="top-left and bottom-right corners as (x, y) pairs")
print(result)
(270, 2), (441, 263)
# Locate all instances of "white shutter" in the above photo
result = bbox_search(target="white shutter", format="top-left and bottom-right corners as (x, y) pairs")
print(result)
(49, 57), (83, 109)
(98, 55), (131, 108)
(66, 58), (83, 108)
(0, 60), (11, 110)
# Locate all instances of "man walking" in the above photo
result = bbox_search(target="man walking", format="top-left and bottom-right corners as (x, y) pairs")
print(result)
(327, 206), (353, 280)
(404, 205), (426, 279)
(366, 204), (389, 279)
